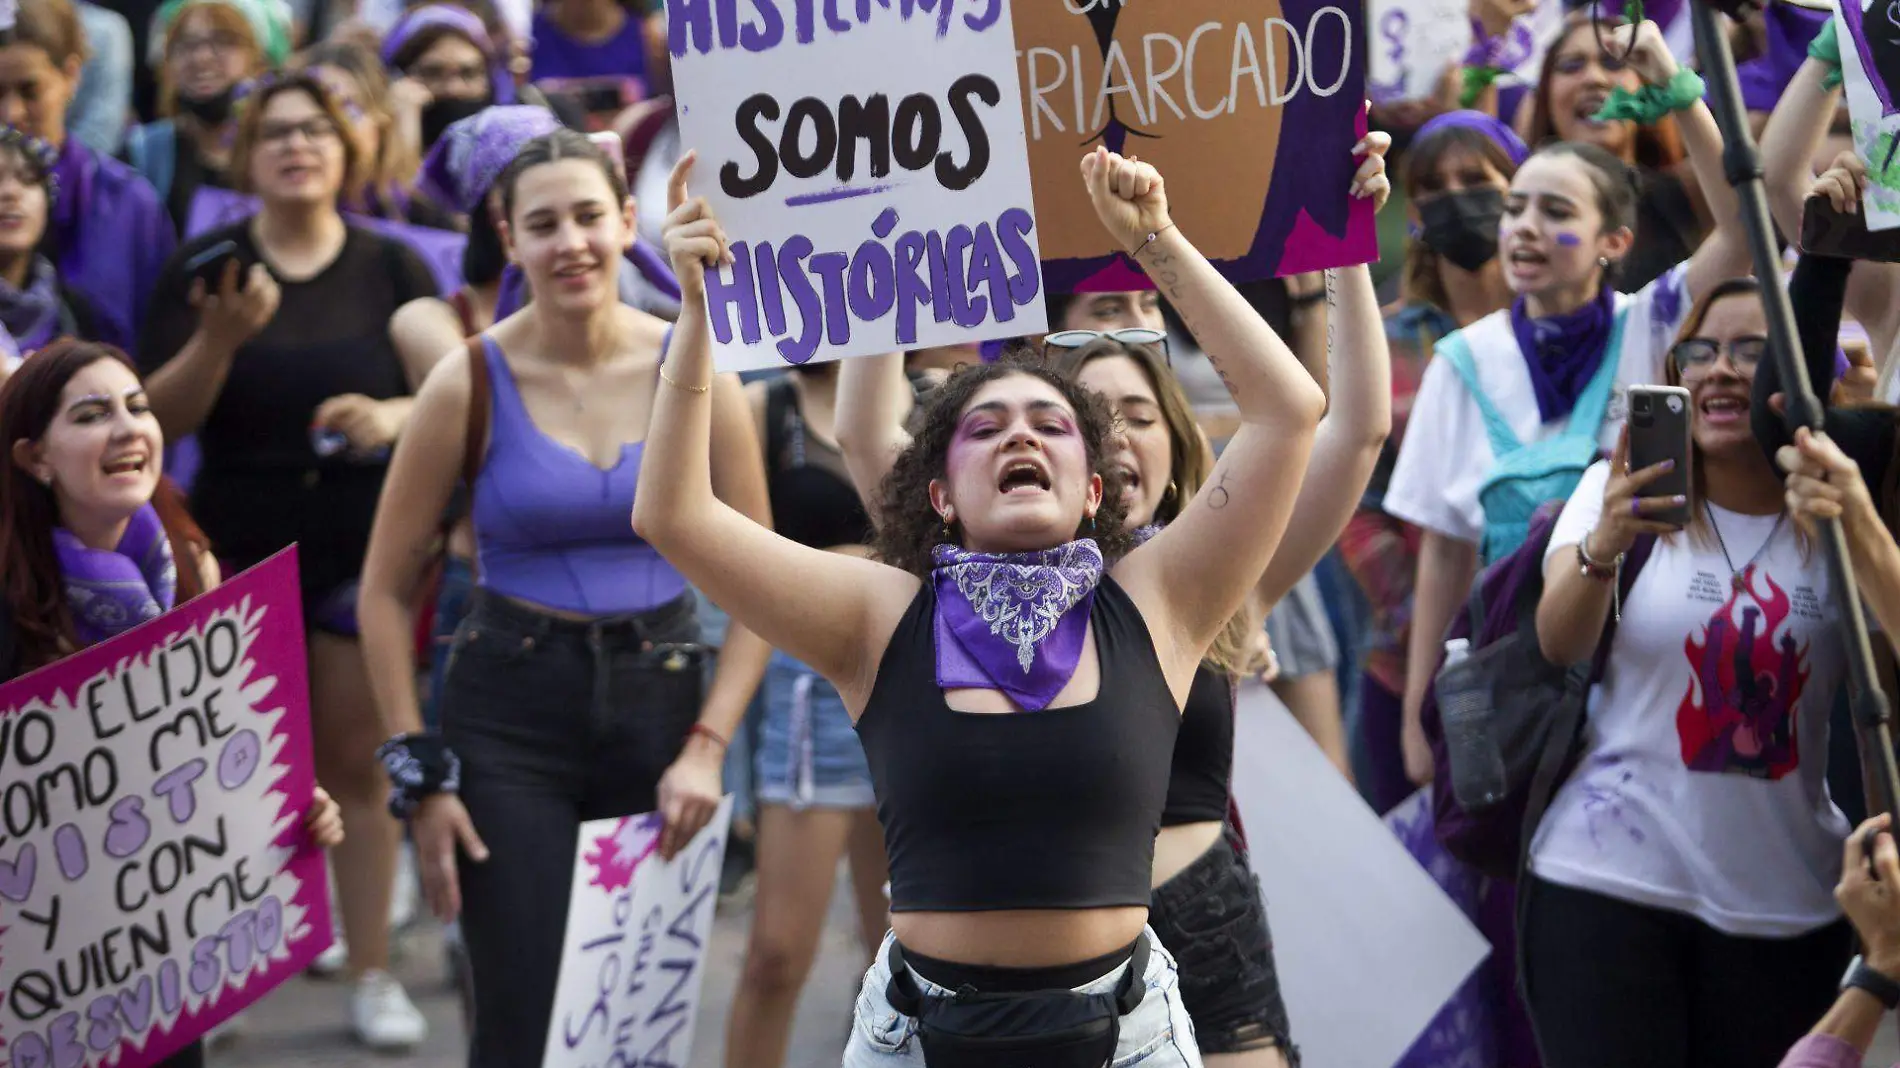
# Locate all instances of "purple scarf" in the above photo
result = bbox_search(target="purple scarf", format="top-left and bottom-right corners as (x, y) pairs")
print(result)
(1510, 285), (1616, 424)
(54, 504), (177, 647)
(0, 256), (62, 354)
(932, 539), (1104, 712)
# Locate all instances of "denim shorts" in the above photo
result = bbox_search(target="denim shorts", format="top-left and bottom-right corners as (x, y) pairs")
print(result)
(1149, 834), (1298, 1061)
(756, 649), (876, 810)
(843, 927), (1204, 1067)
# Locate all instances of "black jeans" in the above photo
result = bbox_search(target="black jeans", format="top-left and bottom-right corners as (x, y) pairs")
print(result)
(441, 591), (706, 1068)
(1522, 874), (1851, 1068)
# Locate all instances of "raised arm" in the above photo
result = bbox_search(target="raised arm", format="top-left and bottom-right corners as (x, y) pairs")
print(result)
(834, 350), (913, 516)
(1782, 428), (1900, 660)
(142, 261), (282, 439)
(1536, 443), (1682, 666)
(631, 154), (918, 705)
(1612, 21), (1752, 300)
(1254, 262), (1393, 609)
(1759, 59), (1841, 242)
(1098, 145), (1341, 678)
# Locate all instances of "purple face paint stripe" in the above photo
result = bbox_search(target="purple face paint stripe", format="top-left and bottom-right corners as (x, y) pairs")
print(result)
(785, 183), (897, 207)
(1556, 233), (1583, 247)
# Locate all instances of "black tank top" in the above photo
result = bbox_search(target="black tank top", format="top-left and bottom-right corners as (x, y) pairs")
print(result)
(764, 378), (874, 550)
(857, 576), (1180, 912)
(1162, 666), (1234, 826)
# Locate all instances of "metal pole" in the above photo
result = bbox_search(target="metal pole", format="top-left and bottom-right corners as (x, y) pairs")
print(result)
(1688, 0), (1900, 818)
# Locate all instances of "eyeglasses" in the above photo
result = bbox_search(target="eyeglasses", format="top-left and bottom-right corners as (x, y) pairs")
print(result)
(413, 62), (488, 89)
(259, 118), (341, 146)
(172, 33), (246, 60)
(1043, 328), (1171, 366)
(1671, 336), (1769, 380)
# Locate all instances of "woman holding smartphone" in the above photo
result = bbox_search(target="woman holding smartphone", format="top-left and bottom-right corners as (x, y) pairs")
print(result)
(1529, 277), (1853, 1067)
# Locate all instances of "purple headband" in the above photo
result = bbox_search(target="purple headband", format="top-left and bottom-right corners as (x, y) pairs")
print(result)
(419, 104), (562, 215)
(1414, 110), (1531, 168)
(381, 4), (516, 105)
(382, 4), (491, 65)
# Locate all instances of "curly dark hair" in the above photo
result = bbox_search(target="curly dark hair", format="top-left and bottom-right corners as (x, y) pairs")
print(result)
(873, 355), (1134, 577)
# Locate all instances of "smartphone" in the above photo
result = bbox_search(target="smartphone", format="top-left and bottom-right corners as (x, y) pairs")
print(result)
(1801, 195), (1900, 264)
(1626, 385), (1693, 528)
(184, 239), (245, 291)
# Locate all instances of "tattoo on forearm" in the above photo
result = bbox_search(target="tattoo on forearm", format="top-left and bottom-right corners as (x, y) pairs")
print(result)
(1208, 468), (1233, 510)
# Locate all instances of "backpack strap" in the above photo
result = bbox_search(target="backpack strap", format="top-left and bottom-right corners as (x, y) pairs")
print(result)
(1558, 306), (1631, 445)
(1439, 335), (1525, 460)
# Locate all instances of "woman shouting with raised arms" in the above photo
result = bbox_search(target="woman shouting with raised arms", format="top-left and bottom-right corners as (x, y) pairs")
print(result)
(634, 144), (1323, 1066)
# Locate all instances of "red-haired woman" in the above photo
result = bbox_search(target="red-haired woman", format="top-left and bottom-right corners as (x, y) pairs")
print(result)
(0, 338), (344, 1068)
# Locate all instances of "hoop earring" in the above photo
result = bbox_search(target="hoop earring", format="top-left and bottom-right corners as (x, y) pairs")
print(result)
(1165, 479), (1178, 505)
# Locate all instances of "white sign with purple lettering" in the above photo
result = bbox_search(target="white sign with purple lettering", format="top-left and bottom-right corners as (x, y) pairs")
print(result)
(1368, 0), (1470, 105)
(666, 0), (1047, 372)
(541, 797), (733, 1068)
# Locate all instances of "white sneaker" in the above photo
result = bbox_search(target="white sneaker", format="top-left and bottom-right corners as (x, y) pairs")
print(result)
(390, 843), (419, 931)
(350, 970), (427, 1051)
(308, 938), (348, 977)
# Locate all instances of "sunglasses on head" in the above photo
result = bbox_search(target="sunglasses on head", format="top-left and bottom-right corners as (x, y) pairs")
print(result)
(1670, 336), (1768, 380)
(1042, 328), (1171, 366)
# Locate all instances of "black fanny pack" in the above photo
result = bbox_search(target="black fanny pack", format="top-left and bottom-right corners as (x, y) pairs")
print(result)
(883, 936), (1149, 1068)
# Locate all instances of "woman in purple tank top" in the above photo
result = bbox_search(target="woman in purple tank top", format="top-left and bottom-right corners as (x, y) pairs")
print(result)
(356, 128), (773, 1068)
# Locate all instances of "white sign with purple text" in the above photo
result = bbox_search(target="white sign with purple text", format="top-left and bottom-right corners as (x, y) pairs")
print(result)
(542, 797), (733, 1068)
(666, 0), (1046, 371)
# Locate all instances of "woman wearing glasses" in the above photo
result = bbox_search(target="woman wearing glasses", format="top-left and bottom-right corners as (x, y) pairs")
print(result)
(1529, 277), (1853, 1067)
(136, 70), (439, 1052)
(831, 140), (1394, 1067)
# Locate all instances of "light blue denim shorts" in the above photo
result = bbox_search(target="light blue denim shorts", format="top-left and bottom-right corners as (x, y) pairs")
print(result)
(757, 649), (877, 810)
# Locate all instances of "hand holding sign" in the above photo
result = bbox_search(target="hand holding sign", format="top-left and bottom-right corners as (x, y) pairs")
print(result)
(1351, 132), (1396, 215)
(1079, 148), (1172, 257)
(1815, 149), (1871, 214)
(665, 151), (735, 304)
(306, 787), (344, 849)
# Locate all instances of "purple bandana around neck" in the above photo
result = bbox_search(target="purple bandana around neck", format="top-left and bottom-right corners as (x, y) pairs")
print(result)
(54, 503), (178, 648)
(0, 255), (63, 353)
(932, 539), (1105, 712)
(1510, 285), (1616, 424)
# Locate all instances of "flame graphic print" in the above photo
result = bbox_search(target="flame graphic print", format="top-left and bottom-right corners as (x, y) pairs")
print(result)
(1676, 567), (1809, 779)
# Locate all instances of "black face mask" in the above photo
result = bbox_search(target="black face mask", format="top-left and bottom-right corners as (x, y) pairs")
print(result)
(421, 96), (492, 150)
(1418, 188), (1504, 273)
(177, 86), (236, 126)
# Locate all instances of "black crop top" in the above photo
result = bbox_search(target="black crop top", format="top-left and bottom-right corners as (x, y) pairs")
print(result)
(764, 378), (874, 550)
(1162, 666), (1234, 827)
(856, 577), (1180, 912)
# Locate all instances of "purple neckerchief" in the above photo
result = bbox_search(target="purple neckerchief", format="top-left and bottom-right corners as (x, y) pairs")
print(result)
(0, 255), (63, 353)
(55, 503), (177, 647)
(1414, 110), (1530, 167)
(381, 5), (517, 107)
(1510, 285), (1616, 424)
(494, 242), (682, 317)
(932, 539), (1105, 712)
(1130, 523), (1161, 546)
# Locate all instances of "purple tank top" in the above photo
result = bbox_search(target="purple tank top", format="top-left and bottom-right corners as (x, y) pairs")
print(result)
(471, 335), (685, 615)
(528, 9), (649, 83)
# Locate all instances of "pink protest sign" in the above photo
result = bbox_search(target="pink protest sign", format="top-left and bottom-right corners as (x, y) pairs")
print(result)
(0, 549), (331, 1068)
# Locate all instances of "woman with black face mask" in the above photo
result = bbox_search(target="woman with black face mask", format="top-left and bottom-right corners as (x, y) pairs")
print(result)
(124, 0), (276, 233)
(382, 4), (512, 157)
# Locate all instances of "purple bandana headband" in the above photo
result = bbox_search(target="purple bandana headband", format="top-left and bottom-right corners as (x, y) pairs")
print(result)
(382, 4), (492, 66)
(1413, 110), (1530, 168)
(419, 104), (562, 215)
(932, 539), (1105, 712)
(55, 503), (177, 648)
